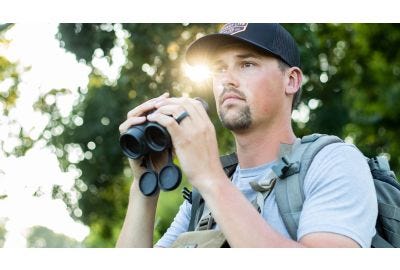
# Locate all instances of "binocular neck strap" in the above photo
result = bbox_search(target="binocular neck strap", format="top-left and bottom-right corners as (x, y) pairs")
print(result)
(144, 155), (155, 172)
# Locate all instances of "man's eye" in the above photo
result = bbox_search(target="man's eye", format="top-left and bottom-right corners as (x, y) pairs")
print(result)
(242, 62), (255, 68)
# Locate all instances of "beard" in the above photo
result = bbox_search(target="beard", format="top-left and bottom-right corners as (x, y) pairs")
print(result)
(217, 87), (252, 131)
(219, 104), (252, 131)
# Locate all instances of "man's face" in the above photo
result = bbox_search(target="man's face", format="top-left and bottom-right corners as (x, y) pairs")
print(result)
(210, 44), (288, 132)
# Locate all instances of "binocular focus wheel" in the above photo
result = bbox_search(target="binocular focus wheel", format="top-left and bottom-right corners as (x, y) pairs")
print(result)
(158, 164), (182, 191)
(139, 171), (159, 196)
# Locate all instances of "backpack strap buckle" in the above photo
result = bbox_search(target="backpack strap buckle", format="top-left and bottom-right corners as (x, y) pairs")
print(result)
(196, 213), (215, 231)
(369, 156), (390, 171)
(272, 156), (300, 179)
(249, 173), (277, 216)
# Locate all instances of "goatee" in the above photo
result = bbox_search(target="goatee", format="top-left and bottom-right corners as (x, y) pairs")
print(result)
(219, 105), (252, 131)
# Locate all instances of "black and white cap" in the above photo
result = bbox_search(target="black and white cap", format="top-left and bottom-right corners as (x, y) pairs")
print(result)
(185, 23), (300, 68)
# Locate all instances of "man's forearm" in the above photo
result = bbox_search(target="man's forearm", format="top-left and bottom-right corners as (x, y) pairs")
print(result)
(196, 171), (302, 248)
(116, 179), (159, 248)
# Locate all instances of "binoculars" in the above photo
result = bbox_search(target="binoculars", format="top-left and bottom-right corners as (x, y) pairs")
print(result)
(120, 121), (178, 196)
(120, 121), (171, 160)
(119, 97), (208, 196)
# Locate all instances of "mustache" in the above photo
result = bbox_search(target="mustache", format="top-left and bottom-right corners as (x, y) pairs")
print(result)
(219, 87), (246, 105)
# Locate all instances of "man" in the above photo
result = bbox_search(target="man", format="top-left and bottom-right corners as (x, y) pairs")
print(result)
(116, 23), (377, 247)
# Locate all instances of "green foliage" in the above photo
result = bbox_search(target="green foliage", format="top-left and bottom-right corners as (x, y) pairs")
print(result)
(28, 23), (400, 247)
(287, 24), (400, 168)
(0, 24), (32, 157)
(47, 24), (221, 246)
(26, 226), (82, 248)
(0, 24), (19, 117)
(0, 219), (7, 247)
(0, 56), (19, 115)
(57, 24), (116, 64)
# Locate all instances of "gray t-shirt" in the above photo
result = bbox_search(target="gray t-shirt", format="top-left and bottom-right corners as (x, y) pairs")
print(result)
(156, 143), (378, 247)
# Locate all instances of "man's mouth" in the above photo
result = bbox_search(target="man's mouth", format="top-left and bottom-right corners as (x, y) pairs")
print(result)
(221, 93), (245, 105)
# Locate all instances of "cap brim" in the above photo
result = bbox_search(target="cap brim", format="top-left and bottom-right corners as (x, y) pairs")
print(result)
(186, 33), (285, 67)
(185, 33), (257, 65)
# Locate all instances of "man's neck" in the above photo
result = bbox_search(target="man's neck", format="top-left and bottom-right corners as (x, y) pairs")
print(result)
(234, 124), (296, 169)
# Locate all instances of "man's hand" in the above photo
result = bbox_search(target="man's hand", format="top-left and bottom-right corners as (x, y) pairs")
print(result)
(146, 97), (224, 190)
(119, 93), (170, 180)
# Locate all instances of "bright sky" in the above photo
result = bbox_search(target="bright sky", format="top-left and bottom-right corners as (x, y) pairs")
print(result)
(0, 24), (91, 247)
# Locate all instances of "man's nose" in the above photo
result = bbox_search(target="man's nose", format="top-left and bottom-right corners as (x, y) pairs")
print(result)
(221, 68), (239, 88)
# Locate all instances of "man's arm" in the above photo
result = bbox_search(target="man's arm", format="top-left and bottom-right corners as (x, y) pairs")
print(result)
(196, 170), (360, 247)
(116, 93), (170, 248)
(116, 178), (159, 248)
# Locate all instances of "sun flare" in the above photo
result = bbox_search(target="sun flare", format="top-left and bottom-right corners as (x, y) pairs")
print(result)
(183, 64), (211, 83)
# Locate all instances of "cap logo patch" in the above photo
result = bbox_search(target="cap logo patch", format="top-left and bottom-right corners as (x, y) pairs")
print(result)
(220, 23), (248, 35)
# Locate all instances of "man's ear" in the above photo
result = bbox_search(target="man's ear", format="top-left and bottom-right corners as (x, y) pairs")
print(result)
(285, 67), (303, 95)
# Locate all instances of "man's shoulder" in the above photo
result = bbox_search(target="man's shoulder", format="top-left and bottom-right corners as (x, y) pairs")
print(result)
(312, 141), (365, 165)
(297, 140), (377, 247)
(304, 140), (373, 191)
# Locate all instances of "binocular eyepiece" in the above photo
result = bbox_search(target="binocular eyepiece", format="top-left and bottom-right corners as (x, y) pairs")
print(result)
(120, 121), (171, 159)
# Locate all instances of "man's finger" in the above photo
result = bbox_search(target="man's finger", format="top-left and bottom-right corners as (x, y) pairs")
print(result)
(119, 116), (146, 134)
(127, 93), (169, 118)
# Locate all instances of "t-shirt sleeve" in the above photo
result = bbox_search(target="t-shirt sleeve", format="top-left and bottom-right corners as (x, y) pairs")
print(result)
(154, 200), (191, 247)
(297, 143), (378, 247)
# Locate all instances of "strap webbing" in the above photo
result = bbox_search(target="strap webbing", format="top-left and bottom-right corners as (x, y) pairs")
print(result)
(188, 188), (203, 231)
(188, 153), (238, 231)
(274, 139), (307, 240)
(379, 202), (400, 222)
(249, 174), (276, 216)
(298, 135), (343, 185)
(275, 134), (343, 240)
(372, 234), (394, 248)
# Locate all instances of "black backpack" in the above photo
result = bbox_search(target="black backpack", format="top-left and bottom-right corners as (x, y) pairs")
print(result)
(184, 134), (400, 247)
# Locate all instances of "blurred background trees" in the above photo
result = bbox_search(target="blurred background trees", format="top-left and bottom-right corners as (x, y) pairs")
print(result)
(26, 226), (82, 248)
(2, 23), (400, 247)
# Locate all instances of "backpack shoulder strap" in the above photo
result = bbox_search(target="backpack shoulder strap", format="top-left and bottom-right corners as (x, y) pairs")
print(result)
(188, 188), (204, 231)
(369, 156), (400, 248)
(274, 134), (343, 240)
(220, 152), (239, 176)
(187, 133), (344, 236)
(187, 153), (238, 231)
